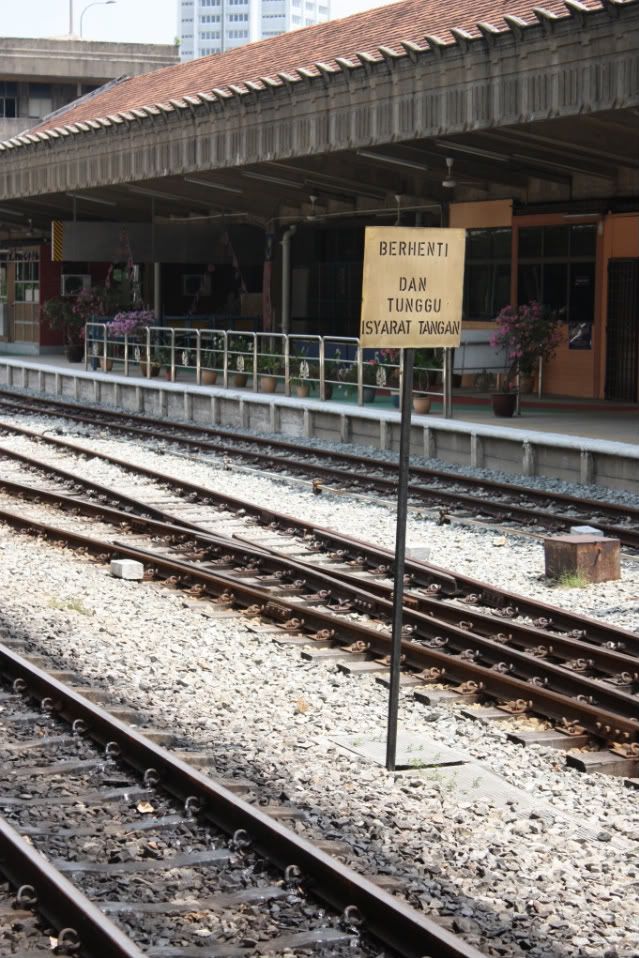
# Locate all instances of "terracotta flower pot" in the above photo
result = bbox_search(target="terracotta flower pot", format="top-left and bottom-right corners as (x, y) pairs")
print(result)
(201, 369), (217, 386)
(295, 383), (310, 398)
(100, 358), (113, 372)
(412, 395), (431, 415)
(491, 392), (517, 417)
(260, 375), (277, 393)
(139, 363), (160, 379)
(232, 373), (248, 388)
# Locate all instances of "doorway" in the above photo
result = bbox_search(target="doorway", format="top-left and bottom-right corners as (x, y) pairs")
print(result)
(605, 258), (639, 402)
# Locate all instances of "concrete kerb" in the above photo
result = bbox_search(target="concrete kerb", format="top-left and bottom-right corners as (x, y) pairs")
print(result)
(1, 356), (638, 493)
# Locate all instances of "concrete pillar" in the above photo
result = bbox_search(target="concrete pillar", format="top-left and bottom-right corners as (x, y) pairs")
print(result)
(210, 395), (218, 424)
(93, 380), (101, 403)
(153, 263), (161, 321)
(470, 434), (484, 469)
(239, 399), (249, 429)
(580, 450), (595, 485)
(303, 408), (312, 438)
(183, 391), (193, 421)
(269, 402), (279, 433)
(38, 371), (44, 393)
(379, 420), (390, 451)
(135, 386), (143, 412)
(280, 226), (296, 334)
(423, 426), (436, 459)
(21, 367), (27, 389)
(73, 377), (79, 401)
(339, 414), (351, 444)
(159, 390), (168, 417)
(113, 383), (121, 407)
(522, 441), (536, 477)
(55, 373), (61, 395)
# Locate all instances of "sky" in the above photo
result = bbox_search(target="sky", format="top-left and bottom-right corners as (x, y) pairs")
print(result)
(2, 0), (395, 45)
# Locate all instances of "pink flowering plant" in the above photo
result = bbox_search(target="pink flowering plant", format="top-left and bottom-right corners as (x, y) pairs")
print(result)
(107, 310), (155, 337)
(490, 300), (563, 391)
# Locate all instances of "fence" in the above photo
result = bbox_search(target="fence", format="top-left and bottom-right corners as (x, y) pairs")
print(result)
(85, 322), (453, 416)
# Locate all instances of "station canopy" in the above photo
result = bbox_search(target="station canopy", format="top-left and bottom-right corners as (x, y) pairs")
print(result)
(0, 0), (637, 233)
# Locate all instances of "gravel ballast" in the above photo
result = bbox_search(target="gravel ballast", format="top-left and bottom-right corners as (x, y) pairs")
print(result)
(0, 410), (637, 957)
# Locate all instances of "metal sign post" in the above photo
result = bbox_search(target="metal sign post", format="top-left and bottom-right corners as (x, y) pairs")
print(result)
(385, 346), (414, 771)
(358, 225), (466, 772)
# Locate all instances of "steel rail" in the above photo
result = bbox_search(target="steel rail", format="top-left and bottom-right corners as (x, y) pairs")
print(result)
(0, 502), (636, 745)
(0, 815), (145, 958)
(1, 391), (638, 546)
(2, 469), (637, 695)
(1, 419), (637, 656)
(0, 642), (486, 958)
(311, 528), (639, 653)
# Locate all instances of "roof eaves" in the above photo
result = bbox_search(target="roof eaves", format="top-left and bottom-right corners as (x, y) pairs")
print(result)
(0, 1), (617, 156)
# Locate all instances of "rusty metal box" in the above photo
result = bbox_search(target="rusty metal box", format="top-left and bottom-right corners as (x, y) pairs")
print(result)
(544, 535), (621, 583)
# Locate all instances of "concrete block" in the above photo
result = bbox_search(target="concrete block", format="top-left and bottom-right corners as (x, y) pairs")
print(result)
(110, 558), (144, 581)
(570, 525), (603, 536)
(544, 535), (620, 583)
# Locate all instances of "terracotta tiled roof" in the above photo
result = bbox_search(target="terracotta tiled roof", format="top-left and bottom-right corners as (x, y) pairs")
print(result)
(1, 0), (612, 150)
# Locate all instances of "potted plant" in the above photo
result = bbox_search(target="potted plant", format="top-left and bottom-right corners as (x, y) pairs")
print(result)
(360, 355), (388, 403)
(200, 336), (223, 385)
(157, 346), (174, 381)
(42, 290), (92, 362)
(229, 336), (252, 387)
(290, 357), (314, 398)
(412, 348), (442, 414)
(258, 345), (284, 393)
(106, 309), (154, 372)
(490, 301), (563, 417)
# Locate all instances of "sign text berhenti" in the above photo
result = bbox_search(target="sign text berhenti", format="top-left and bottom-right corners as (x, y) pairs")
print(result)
(359, 227), (466, 348)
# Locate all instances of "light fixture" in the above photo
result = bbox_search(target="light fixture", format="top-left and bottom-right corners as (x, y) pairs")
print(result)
(356, 150), (428, 172)
(242, 171), (302, 189)
(183, 176), (243, 194)
(66, 192), (116, 206)
(434, 141), (509, 163)
(79, 0), (117, 38)
(128, 186), (208, 204)
(511, 153), (587, 176)
(562, 213), (601, 220)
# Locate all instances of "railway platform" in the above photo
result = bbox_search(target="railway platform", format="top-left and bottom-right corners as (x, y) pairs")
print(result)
(0, 352), (637, 493)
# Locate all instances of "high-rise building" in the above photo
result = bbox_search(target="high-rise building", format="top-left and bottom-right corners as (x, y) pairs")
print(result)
(178, 0), (330, 60)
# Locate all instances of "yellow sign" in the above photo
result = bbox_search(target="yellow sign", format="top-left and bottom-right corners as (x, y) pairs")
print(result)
(359, 226), (466, 348)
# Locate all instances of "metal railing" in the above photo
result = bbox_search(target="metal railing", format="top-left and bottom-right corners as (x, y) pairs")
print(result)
(85, 323), (452, 416)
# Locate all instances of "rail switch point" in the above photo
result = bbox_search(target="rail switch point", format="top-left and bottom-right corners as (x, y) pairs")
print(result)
(110, 558), (144, 581)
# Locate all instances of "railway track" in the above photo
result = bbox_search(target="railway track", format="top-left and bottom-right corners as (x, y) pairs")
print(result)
(0, 424), (637, 777)
(0, 641), (484, 958)
(1, 388), (638, 549)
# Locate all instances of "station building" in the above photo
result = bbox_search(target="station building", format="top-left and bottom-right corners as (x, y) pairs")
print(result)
(0, 0), (637, 401)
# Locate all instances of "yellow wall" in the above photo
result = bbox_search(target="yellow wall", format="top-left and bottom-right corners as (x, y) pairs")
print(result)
(595, 214), (639, 397)
(449, 200), (512, 229)
(451, 203), (639, 399)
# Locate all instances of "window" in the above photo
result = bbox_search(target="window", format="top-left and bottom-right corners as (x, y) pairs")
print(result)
(28, 83), (53, 118)
(462, 228), (512, 322)
(228, 13), (248, 21)
(15, 258), (39, 304)
(227, 28), (248, 36)
(0, 82), (17, 119)
(517, 224), (596, 327)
